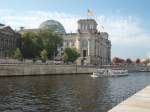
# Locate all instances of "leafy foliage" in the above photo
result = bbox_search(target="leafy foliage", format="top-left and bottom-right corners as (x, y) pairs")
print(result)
(126, 58), (133, 64)
(112, 57), (125, 64)
(20, 29), (63, 59)
(143, 59), (150, 65)
(40, 49), (48, 62)
(135, 58), (141, 64)
(62, 47), (80, 63)
(62, 52), (68, 63)
(14, 48), (23, 61)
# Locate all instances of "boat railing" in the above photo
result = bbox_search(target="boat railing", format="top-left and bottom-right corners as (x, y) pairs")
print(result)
(92, 69), (128, 77)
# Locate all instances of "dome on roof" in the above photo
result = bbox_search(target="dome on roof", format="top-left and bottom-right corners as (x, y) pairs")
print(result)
(0, 23), (5, 26)
(39, 20), (66, 34)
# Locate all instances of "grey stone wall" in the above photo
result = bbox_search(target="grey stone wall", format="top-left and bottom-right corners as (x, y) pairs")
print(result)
(0, 64), (95, 76)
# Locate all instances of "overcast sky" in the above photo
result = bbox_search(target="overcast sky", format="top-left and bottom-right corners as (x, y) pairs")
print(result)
(0, 0), (150, 59)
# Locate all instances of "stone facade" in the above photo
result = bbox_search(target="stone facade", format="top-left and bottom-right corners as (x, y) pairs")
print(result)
(63, 19), (111, 65)
(0, 24), (21, 58)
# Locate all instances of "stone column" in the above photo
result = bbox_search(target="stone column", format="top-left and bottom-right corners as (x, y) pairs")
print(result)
(88, 39), (90, 56)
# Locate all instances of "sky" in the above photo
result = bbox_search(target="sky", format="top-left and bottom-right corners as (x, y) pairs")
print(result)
(0, 0), (150, 60)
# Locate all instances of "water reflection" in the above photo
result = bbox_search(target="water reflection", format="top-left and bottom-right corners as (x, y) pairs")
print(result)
(0, 72), (150, 112)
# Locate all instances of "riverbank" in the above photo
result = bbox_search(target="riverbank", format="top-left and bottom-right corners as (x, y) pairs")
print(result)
(108, 85), (150, 112)
(0, 64), (150, 77)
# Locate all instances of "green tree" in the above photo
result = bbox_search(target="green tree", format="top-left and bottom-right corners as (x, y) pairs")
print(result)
(14, 48), (23, 61)
(40, 49), (48, 63)
(20, 29), (63, 60)
(62, 47), (80, 63)
(62, 52), (68, 63)
(21, 32), (40, 59)
(38, 29), (63, 59)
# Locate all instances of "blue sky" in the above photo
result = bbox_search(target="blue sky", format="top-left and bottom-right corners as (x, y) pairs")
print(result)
(0, 0), (150, 60)
(1, 0), (150, 17)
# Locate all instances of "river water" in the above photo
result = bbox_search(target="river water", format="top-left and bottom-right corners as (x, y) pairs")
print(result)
(0, 72), (150, 112)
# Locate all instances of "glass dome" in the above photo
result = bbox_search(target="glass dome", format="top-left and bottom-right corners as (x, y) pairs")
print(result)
(39, 20), (66, 34)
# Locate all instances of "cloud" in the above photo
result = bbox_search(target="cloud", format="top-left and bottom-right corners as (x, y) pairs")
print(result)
(0, 9), (80, 32)
(97, 16), (142, 43)
(96, 15), (150, 59)
(0, 9), (149, 59)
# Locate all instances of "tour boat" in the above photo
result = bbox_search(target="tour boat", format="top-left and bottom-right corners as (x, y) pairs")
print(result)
(91, 69), (128, 78)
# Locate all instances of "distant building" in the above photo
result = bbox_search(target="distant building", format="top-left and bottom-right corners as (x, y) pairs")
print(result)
(19, 19), (111, 65)
(0, 24), (21, 58)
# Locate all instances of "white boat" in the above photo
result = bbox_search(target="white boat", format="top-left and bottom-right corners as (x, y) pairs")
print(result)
(91, 69), (128, 78)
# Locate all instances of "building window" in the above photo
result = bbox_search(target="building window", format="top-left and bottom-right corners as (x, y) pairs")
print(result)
(83, 50), (87, 57)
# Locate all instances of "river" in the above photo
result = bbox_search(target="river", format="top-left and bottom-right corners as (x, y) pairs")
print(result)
(0, 72), (150, 112)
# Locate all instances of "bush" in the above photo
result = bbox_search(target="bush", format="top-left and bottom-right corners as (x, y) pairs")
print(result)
(14, 48), (23, 61)
(40, 49), (48, 63)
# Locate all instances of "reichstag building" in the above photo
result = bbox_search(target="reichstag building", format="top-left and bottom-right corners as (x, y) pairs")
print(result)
(19, 18), (111, 65)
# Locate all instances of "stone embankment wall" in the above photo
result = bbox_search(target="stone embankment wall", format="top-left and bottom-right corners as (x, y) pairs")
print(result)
(0, 64), (150, 77)
(0, 64), (96, 76)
